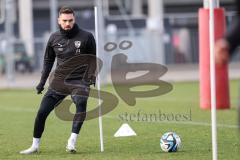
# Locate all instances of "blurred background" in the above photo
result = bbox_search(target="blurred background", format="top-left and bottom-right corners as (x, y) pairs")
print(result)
(0, 0), (239, 87)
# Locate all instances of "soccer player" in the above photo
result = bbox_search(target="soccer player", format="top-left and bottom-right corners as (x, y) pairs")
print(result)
(20, 6), (96, 154)
(215, 0), (240, 130)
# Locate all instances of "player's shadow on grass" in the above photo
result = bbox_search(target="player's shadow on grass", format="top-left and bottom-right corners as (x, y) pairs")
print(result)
(36, 149), (102, 156)
(157, 150), (186, 154)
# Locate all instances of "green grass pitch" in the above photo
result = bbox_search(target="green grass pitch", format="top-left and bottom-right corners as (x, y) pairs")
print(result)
(0, 81), (239, 160)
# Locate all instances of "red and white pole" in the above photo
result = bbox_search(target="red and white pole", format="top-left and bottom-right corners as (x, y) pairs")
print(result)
(199, 0), (229, 160)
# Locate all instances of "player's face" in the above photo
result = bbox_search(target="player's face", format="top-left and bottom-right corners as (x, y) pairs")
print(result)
(58, 13), (75, 30)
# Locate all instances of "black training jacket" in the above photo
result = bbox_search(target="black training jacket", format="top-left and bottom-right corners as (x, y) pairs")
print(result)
(39, 24), (96, 93)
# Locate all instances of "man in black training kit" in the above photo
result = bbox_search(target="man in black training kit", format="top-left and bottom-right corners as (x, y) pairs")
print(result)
(20, 6), (96, 154)
(215, 0), (240, 130)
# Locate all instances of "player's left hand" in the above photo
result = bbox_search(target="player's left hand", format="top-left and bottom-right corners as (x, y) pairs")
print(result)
(215, 38), (230, 65)
(36, 82), (44, 94)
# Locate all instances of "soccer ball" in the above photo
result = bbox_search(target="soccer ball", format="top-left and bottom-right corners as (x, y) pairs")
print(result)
(160, 132), (181, 152)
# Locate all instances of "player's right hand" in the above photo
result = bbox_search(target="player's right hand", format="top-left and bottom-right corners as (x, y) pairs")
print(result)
(36, 82), (44, 94)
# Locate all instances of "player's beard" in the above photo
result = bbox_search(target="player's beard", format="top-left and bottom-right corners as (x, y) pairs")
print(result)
(59, 23), (79, 38)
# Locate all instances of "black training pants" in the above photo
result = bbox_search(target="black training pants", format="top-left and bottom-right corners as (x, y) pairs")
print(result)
(33, 88), (89, 138)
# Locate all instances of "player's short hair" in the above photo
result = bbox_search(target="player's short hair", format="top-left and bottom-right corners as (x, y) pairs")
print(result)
(59, 6), (75, 16)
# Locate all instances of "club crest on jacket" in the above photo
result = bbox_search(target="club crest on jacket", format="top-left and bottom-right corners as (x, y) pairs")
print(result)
(74, 41), (81, 49)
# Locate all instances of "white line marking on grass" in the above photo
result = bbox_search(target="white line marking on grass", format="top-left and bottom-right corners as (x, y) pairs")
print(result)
(0, 106), (238, 129)
(104, 116), (239, 129)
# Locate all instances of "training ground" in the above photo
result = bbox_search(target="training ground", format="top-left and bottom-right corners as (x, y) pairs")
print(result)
(0, 63), (239, 160)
